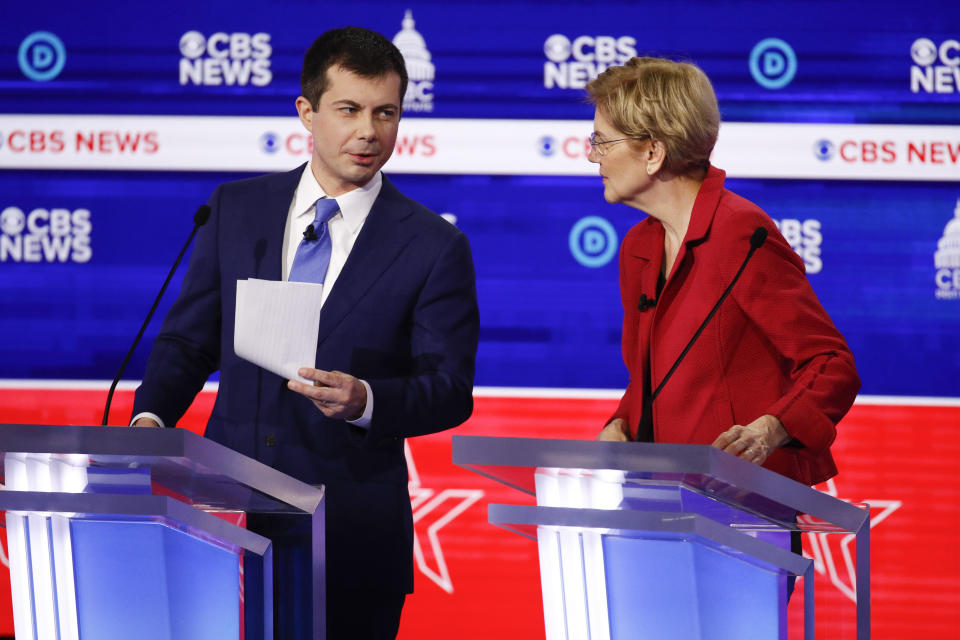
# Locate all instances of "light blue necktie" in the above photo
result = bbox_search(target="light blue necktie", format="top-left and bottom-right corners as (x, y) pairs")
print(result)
(289, 198), (339, 284)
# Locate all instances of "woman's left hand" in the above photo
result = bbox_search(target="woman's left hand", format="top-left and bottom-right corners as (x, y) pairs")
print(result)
(711, 414), (790, 465)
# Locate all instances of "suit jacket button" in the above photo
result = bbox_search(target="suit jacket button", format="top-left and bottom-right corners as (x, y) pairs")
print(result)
(265, 435), (276, 447)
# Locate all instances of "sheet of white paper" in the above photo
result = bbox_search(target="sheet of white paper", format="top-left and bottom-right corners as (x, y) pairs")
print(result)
(234, 278), (323, 382)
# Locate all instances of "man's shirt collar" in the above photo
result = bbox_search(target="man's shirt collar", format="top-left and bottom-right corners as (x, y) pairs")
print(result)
(292, 161), (383, 233)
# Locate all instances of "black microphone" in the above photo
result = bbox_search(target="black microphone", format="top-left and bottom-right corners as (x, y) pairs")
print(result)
(101, 204), (212, 426)
(634, 226), (768, 441)
(303, 224), (318, 241)
(637, 293), (657, 311)
(749, 226), (768, 250)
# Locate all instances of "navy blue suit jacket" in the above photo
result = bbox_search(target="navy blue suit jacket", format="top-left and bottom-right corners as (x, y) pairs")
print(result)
(133, 164), (479, 593)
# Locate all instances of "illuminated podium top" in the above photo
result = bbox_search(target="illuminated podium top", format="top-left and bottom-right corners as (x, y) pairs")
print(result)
(452, 435), (866, 533)
(0, 423), (323, 515)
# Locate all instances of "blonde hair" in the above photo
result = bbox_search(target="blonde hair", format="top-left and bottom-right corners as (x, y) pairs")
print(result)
(586, 57), (720, 175)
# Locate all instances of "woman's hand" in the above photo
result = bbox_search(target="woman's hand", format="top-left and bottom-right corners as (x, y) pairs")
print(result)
(711, 414), (789, 465)
(597, 418), (630, 442)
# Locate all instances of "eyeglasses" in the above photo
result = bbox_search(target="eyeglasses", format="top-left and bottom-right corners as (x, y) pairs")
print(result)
(588, 132), (640, 157)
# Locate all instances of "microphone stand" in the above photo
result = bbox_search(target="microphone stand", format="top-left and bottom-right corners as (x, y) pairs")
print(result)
(101, 205), (211, 426)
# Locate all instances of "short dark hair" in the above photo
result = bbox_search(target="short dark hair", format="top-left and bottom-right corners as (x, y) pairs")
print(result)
(301, 27), (408, 108)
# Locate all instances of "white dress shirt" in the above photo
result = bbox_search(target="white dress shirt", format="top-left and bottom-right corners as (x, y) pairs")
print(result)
(134, 162), (379, 429)
(282, 164), (381, 297)
(283, 162), (380, 427)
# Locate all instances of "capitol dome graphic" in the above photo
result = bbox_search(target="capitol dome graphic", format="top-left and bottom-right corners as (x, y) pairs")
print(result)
(934, 198), (960, 269)
(393, 10), (434, 82)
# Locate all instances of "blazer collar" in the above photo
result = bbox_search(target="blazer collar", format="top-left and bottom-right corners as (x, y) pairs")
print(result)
(626, 164), (726, 260)
(259, 161), (308, 201)
(683, 164), (726, 246)
(623, 165), (726, 294)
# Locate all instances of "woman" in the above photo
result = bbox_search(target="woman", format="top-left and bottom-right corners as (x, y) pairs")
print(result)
(589, 57), (859, 486)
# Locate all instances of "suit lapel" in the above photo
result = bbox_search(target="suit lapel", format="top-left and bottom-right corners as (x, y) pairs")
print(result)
(627, 217), (665, 306)
(316, 177), (415, 347)
(247, 163), (305, 280)
(652, 166), (727, 376)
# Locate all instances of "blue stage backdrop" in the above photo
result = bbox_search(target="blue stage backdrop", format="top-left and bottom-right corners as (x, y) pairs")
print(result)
(2, 1), (959, 123)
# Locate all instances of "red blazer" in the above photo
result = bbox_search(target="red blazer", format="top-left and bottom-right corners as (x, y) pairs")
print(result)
(611, 166), (859, 485)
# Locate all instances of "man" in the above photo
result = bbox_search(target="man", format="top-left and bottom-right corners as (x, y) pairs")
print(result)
(131, 27), (479, 639)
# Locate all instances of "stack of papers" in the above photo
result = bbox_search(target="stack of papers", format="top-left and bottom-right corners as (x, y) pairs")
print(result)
(234, 278), (323, 381)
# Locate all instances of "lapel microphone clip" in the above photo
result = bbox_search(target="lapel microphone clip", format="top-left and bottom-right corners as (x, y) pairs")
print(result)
(638, 293), (657, 311)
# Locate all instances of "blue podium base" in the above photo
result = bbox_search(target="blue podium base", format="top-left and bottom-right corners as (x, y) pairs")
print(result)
(604, 535), (785, 640)
(71, 519), (241, 640)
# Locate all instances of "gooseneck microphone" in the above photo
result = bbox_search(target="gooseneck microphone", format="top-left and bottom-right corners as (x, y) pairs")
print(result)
(101, 204), (212, 426)
(634, 226), (768, 441)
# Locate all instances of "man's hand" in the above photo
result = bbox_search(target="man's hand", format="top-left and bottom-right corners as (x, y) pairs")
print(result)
(711, 414), (789, 465)
(287, 368), (367, 421)
(132, 417), (161, 428)
(597, 418), (629, 442)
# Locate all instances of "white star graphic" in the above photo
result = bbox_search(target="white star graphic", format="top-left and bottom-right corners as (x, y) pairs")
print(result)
(406, 442), (484, 594)
(798, 478), (901, 602)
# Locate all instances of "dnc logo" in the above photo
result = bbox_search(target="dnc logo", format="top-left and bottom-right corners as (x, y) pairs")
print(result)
(813, 139), (835, 161)
(259, 132), (281, 154)
(749, 38), (796, 90)
(18, 31), (66, 82)
(537, 136), (557, 157)
(570, 216), (618, 268)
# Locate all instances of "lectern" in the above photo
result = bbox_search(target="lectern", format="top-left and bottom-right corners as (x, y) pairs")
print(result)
(0, 424), (325, 640)
(452, 436), (870, 640)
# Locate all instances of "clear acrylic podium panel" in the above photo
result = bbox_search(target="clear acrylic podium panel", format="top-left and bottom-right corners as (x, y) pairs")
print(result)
(0, 424), (326, 640)
(452, 436), (871, 640)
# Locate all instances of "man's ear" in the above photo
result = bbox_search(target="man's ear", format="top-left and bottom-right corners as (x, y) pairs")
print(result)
(295, 96), (314, 132)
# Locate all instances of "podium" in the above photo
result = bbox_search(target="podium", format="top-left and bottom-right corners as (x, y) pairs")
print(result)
(0, 424), (325, 640)
(452, 436), (870, 640)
